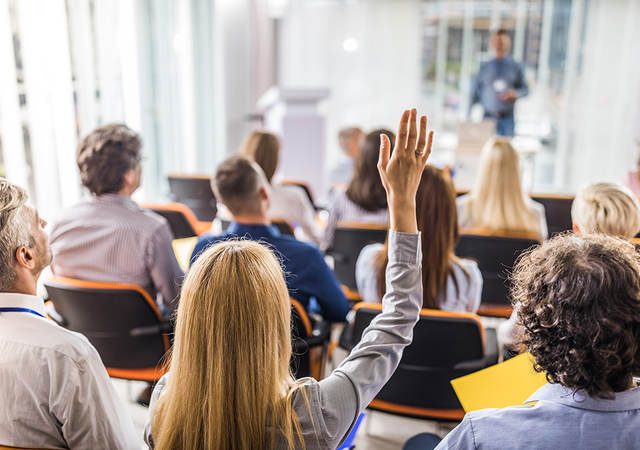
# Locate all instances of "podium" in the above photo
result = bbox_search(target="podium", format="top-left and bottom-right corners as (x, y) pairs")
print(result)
(257, 87), (330, 200)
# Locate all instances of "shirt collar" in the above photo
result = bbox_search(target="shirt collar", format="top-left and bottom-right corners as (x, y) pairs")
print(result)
(0, 292), (47, 317)
(526, 382), (640, 412)
(93, 193), (138, 209)
(227, 222), (281, 238)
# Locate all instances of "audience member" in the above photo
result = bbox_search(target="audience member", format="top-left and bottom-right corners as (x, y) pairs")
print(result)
(0, 179), (138, 449)
(457, 137), (548, 239)
(323, 129), (394, 249)
(190, 156), (349, 322)
(621, 139), (640, 196)
(356, 165), (482, 312)
(433, 233), (640, 449)
(146, 108), (434, 449)
(239, 130), (322, 244)
(499, 181), (640, 348)
(50, 124), (183, 314)
(327, 126), (364, 189)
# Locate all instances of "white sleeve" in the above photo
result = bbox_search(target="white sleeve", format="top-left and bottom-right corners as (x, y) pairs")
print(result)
(53, 343), (140, 450)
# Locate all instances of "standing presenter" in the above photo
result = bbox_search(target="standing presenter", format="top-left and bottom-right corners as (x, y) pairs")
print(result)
(470, 29), (528, 137)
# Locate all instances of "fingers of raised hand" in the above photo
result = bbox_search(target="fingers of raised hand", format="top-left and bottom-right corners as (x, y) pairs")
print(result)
(416, 115), (427, 155)
(396, 110), (410, 153)
(421, 130), (434, 164)
(406, 108), (418, 154)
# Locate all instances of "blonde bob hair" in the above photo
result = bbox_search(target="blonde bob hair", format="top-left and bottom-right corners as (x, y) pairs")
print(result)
(151, 239), (308, 450)
(571, 182), (640, 239)
(466, 137), (539, 235)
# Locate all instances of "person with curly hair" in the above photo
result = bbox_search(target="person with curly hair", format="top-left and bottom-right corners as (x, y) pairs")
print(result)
(50, 124), (183, 315)
(428, 233), (640, 449)
(498, 181), (640, 349)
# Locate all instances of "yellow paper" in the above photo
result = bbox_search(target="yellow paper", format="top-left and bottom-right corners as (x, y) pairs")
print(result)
(172, 237), (198, 272)
(450, 352), (548, 412)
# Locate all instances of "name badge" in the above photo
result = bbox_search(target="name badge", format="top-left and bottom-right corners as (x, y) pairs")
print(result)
(493, 78), (507, 93)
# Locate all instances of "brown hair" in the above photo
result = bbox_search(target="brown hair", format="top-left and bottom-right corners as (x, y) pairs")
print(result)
(346, 129), (395, 212)
(239, 131), (280, 182)
(512, 233), (640, 398)
(375, 166), (469, 309)
(76, 124), (141, 195)
(214, 156), (264, 216)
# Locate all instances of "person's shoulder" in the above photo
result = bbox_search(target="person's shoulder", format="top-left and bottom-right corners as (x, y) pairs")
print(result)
(456, 193), (471, 208)
(27, 320), (101, 367)
(358, 242), (384, 262)
(274, 233), (320, 256)
(527, 198), (546, 215)
(456, 257), (480, 276)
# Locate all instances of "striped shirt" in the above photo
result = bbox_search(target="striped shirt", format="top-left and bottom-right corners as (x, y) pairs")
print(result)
(322, 188), (388, 250)
(49, 194), (183, 312)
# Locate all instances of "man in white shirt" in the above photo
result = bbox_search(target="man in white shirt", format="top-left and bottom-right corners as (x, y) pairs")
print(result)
(0, 178), (139, 449)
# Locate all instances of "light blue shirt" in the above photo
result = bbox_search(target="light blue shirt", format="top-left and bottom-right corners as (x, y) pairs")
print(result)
(436, 382), (640, 449)
(470, 57), (528, 116)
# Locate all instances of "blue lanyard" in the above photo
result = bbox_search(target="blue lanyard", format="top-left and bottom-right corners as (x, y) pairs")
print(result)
(0, 307), (45, 318)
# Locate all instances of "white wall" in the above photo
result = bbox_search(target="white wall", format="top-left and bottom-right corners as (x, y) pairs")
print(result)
(278, 0), (424, 183)
(559, 0), (640, 189)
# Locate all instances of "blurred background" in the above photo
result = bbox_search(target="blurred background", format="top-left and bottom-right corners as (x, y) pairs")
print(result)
(1, 0), (639, 218)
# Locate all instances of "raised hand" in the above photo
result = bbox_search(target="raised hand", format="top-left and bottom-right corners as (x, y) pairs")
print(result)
(377, 109), (434, 233)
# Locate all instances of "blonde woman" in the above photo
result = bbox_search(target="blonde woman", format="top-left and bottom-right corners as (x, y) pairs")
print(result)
(457, 137), (548, 239)
(499, 181), (640, 349)
(240, 131), (322, 244)
(144, 109), (434, 449)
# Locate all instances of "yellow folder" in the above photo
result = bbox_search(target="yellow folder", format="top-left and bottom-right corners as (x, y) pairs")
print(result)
(450, 352), (548, 412)
(172, 237), (198, 272)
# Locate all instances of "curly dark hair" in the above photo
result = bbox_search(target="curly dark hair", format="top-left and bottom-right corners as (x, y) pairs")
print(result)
(511, 233), (640, 398)
(76, 124), (142, 195)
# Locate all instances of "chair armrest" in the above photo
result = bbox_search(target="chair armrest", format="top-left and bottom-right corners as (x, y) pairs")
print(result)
(130, 321), (173, 337)
(291, 319), (331, 353)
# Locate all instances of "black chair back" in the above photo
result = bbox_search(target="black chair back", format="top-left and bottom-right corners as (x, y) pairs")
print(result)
(153, 209), (197, 239)
(455, 231), (539, 307)
(290, 299), (329, 379)
(329, 223), (387, 290)
(272, 219), (295, 236)
(45, 277), (169, 369)
(352, 304), (497, 413)
(168, 174), (218, 221)
(530, 194), (574, 237)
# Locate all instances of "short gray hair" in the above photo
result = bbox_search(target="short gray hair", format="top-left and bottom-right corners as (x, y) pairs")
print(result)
(571, 182), (640, 239)
(0, 179), (32, 291)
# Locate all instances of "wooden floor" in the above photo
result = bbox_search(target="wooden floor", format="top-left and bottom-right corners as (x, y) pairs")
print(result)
(114, 379), (458, 449)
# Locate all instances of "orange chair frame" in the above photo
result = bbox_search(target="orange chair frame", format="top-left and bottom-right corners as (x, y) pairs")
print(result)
(290, 298), (327, 380)
(140, 201), (211, 235)
(352, 302), (488, 421)
(47, 276), (170, 382)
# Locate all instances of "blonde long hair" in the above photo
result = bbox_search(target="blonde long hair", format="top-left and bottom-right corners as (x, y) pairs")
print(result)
(151, 240), (307, 450)
(466, 137), (538, 234)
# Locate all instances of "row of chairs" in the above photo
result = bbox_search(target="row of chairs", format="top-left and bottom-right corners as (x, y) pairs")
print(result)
(328, 223), (540, 318)
(44, 276), (495, 423)
(168, 174), (576, 237)
(146, 198), (542, 318)
(44, 277), (329, 384)
(167, 174), (317, 222)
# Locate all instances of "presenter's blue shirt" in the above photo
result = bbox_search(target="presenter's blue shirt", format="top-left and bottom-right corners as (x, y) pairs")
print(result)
(190, 222), (350, 322)
(470, 56), (528, 116)
(436, 382), (640, 449)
